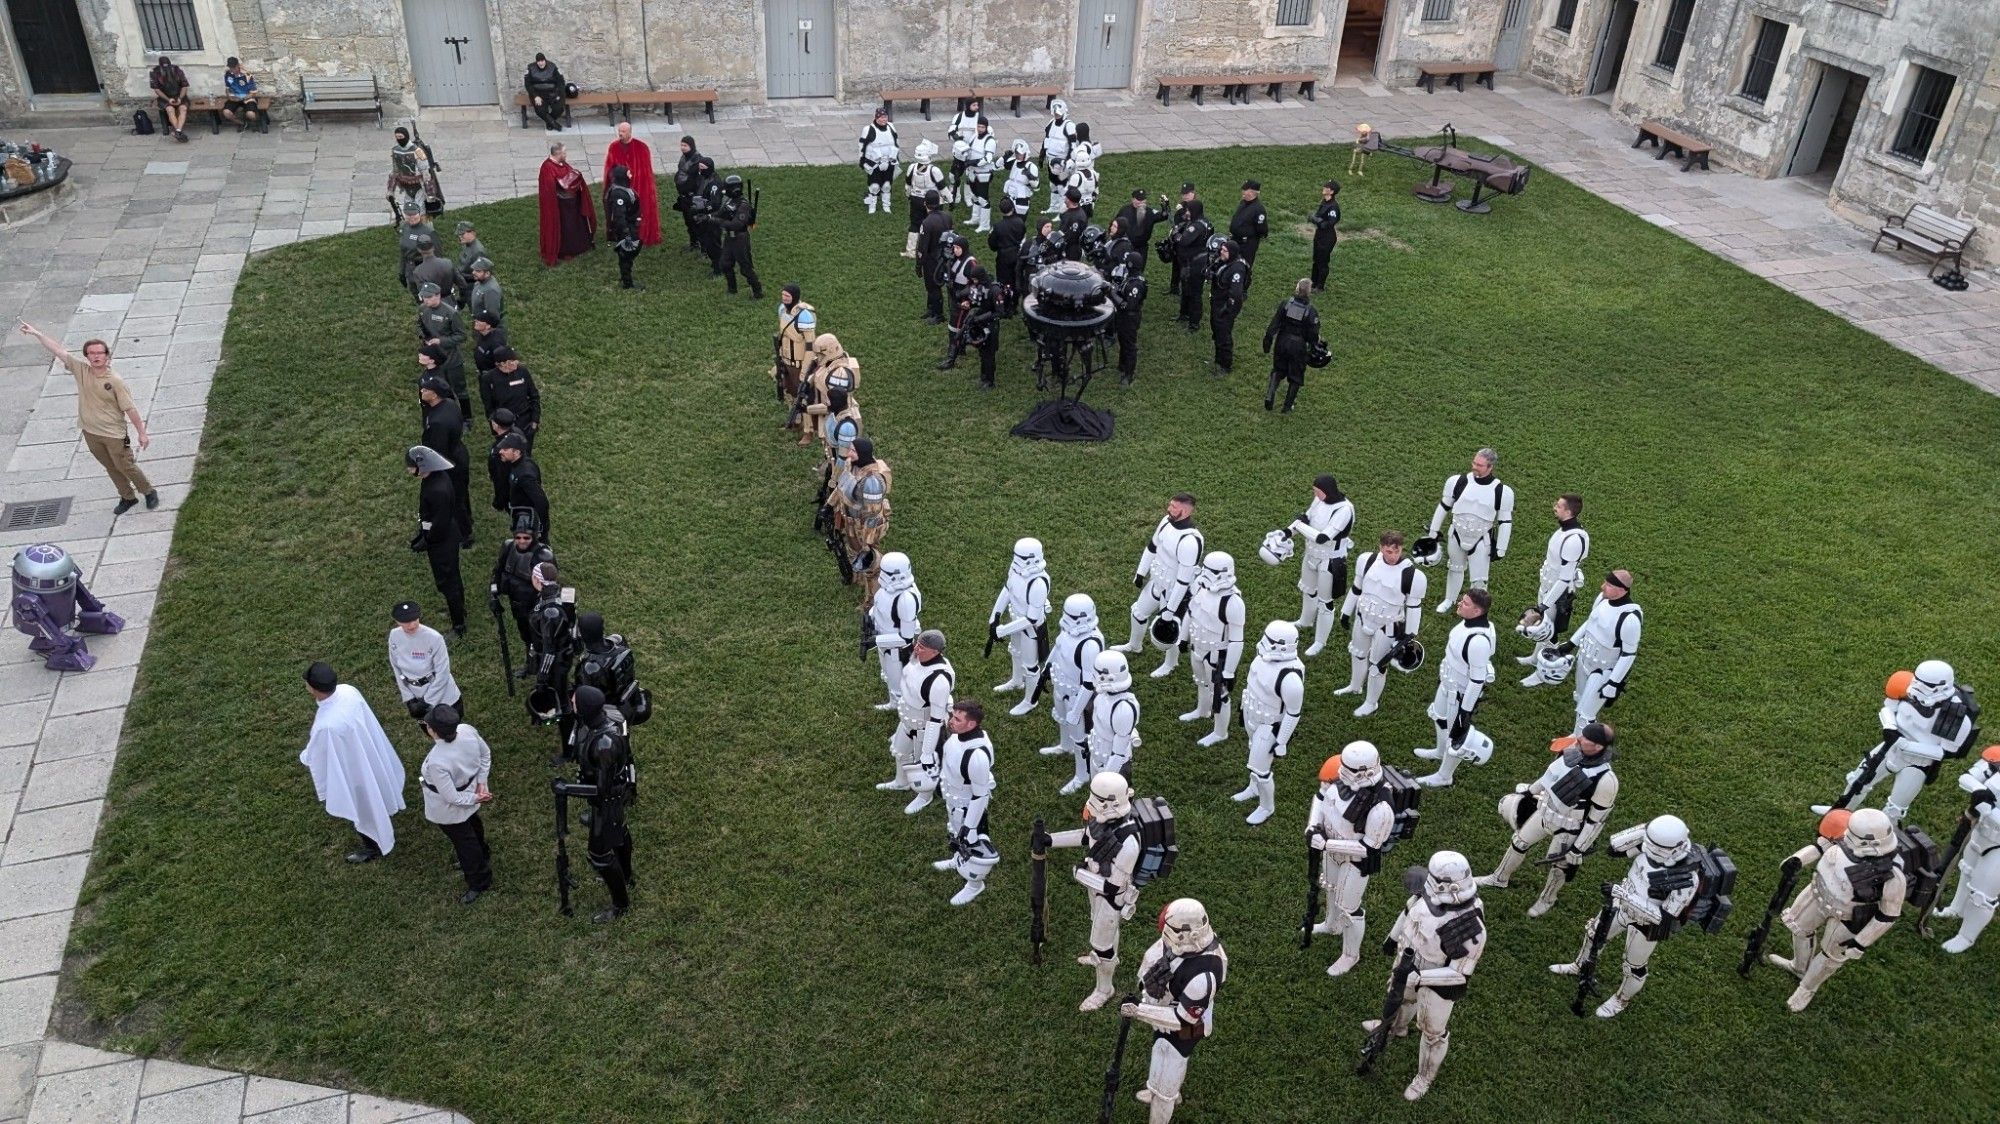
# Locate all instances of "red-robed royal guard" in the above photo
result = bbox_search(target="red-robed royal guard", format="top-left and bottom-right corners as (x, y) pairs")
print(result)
(603, 121), (663, 247)
(538, 141), (596, 266)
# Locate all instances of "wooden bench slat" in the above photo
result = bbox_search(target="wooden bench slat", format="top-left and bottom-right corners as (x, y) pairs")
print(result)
(881, 87), (973, 121)
(1155, 73), (1316, 106)
(1416, 61), (1496, 94)
(1632, 119), (1712, 172)
(972, 85), (1060, 117)
(1873, 203), (1974, 277)
(299, 75), (381, 128)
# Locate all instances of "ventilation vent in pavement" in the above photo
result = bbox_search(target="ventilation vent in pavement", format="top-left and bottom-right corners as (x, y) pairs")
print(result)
(1, 497), (73, 532)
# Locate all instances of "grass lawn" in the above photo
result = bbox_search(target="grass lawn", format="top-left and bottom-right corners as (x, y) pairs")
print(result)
(61, 141), (2000, 1123)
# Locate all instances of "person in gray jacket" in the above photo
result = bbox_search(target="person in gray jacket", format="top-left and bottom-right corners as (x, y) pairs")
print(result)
(419, 703), (493, 904)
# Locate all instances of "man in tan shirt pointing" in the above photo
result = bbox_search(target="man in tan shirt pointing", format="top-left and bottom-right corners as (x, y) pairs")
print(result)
(18, 322), (157, 514)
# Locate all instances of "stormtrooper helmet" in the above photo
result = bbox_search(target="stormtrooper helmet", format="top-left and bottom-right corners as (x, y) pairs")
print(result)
(1159, 898), (1215, 956)
(1843, 808), (1897, 858)
(1455, 727), (1494, 765)
(1093, 649), (1133, 693)
(1409, 536), (1444, 567)
(1259, 529), (1295, 566)
(878, 551), (915, 594)
(951, 138), (972, 162)
(1338, 740), (1382, 787)
(1908, 659), (1957, 707)
(914, 138), (938, 163)
(1641, 814), (1692, 865)
(1050, 98), (1068, 119)
(1061, 592), (1099, 636)
(1516, 604), (1554, 644)
(1257, 620), (1299, 662)
(1010, 537), (1046, 579)
(1070, 143), (1097, 171)
(1388, 637), (1426, 674)
(1534, 645), (1576, 684)
(1085, 770), (1132, 821)
(1425, 850), (1478, 906)
(1196, 551), (1237, 595)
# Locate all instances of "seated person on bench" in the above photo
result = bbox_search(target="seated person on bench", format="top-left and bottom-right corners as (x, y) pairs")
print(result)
(221, 58), (261, 130)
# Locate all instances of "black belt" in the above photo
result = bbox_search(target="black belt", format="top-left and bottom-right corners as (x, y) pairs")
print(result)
(401, 674), (433, 687)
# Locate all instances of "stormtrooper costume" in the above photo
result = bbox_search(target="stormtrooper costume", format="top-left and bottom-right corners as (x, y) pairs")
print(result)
(1516, 512), (1589, 662)
(989, 537), (1052, 717)
(933, 716), (998, 905)
(1478, 725), (1621, 917)
(857, 112), (900, 215)
(1934, 748), (2000, 952)
(1370, 851), (1488, 1102)
(1412, 605), (1496, 788)
(902, 139), (948, 258)
(1549, 815), (1699, 1017)
(1042, 772), (1144, 1011)
(1039, 594), (1107, 789)
(1123, 898), (1228, 1124)
(1817, 660), (1979, 823)
(1307, 742), (1397, 977)
(1769, 807), (1906, 1011)
(1120, 508), (1204, 678)
(961, 122), (999, 232)
(1336, 544), (1427, 718)
(1002, 140), (1041, 220)
(1062, 143), (1101, 217)
(1231, 622), (1305, 826)
(877, 631), (954, 814)
(1425, 457), (1514, 612)
(1040, 99), (1079, 213)
(1067, 650), (1141, 786)
(866, 552), (923, 712)
(1179, 552), (1246, 748)
(1283, 475), (1355, 658)
(1525, 576), (1642, 736)
(945, 103), (981, 199)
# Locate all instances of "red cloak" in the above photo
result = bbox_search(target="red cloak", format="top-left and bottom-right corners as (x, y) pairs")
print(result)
(603, 137), (663, 245)
(538, 157), (597, 265)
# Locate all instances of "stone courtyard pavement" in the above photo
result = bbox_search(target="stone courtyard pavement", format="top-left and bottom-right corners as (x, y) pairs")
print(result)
(0, 76), (1992, 1123)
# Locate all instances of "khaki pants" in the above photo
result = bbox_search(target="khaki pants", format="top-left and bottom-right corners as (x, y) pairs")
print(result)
(84, 432), (153, 500)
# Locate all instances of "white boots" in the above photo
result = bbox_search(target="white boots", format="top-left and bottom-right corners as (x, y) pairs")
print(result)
(902, 231), (919, 259)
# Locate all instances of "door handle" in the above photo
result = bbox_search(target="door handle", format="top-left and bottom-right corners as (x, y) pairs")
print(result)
(1104, 25), (1112, 48)
(444, 36), (468, 65)
(804, 31), (811, 53)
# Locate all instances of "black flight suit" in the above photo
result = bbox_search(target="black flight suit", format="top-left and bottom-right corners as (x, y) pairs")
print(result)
(1229, 198), (1268, 268)
(988, 213), (1026, 316)
(1262, 297), (1320, 413)
(1209, 255), (1250, 372)
(716, 191), (762, 298)
(416, 472), (466, 632)
(421, 397), (473, 545)
(1310, 196), (1341, 291)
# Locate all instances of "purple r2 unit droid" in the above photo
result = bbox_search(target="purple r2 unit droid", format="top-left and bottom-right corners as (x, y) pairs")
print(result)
(11, 543), (124, 672)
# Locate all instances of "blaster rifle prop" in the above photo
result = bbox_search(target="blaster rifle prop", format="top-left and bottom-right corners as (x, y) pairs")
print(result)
(1357, 947), (1417, 1076)
(550, 777), (598, 917)
(1300, 842), (1325, 949)
(1738, 856), (1804, 976)
(489, 593), (516, 698)
(1829, 736), (1896, 811)
(1919, 806), (1978, 936)
(1030, 818), (1049, 965)
(771, 332), (787, 404)
(983, 614), (1002, 660)
(858, 603), (878, 663)
(1571, 882), (1618, 1016)
(1097, 995), (1138, 1124)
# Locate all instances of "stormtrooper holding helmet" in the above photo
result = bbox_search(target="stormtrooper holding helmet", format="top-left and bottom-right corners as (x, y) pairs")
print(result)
(1335, 530), (1427, 719)
(877, 629), (955, 814)
(1039, 594), (1107, 794)
(1523, 570), (1643, 737)
(945, 96), (983, 200)
(1515, 493), (1590, 663)
(1231, 621), (1305, 826)
(1423, 448), (1514, 614)
(960, 117), (999, 232)
(1037, 772), (1145, 1011)
(1117, 494), (1204, 679)
(1179, 551), (1247, 749)
(1120, 898), (1228, 1124)
(1548, 814), (1701, 1017)
(1260, 474), (1355, 659)
(932, 700), (997, 905)
(1368, 850), (1489, 1102)
(988, 537), (1051, 717)
(1306, 741), (1398, 977)
(1412, 588), (1497, 788)
(865, 552), (923, 713)
(1812, 660), (1979, 823)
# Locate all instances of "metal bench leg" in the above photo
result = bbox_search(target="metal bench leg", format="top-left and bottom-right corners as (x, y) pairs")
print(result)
(1158, 84), (1171, 106)
(519, 104), (527, 128)
(1303, 81), (1316, 101)
(665, 101), (675, 125)
(1010, 96), (1023, 116)
(1419, 74), (1435, 93)
(1479, 71), (1494, 90)
(920, 98), (932, 120)
(210, 109), (220, 135)
(1193, 84), (1204, 105)
(1632, 130), (1649, 148)
(706, 100), (715, 124)
(1449, 73), (1465, 92)
(1269, 82), (1282, 103)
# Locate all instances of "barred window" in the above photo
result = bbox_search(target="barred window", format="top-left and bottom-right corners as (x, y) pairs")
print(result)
(1653, 0), (1695, 70)
(1738, 19), (1788, 102)
(1890, 66), (1955, 164)
(1554, 0), (1580, 32)
(137, 0), (203, 52)
(1422, 0), (1454, 21)
(1275, 0), (1315, 26)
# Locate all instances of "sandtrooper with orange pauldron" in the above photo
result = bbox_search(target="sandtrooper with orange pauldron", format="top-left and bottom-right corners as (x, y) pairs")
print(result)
(1767, 807), (1907, 1011)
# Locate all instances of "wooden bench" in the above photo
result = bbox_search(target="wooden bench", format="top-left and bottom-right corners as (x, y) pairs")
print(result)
(882, 87), (972, 121)
(300, 74), (382, 127)
(1229, 71), (1317, 104)
(1155, 75), (1239, 107)
(973, 85), (1062, 117)
(1632, 119), (1712, 172)
(1417, 62), (1497, 93)
(1872, 203), (1976, 278)
(189, 92), (274, 134)
(623, 89), (717, 125)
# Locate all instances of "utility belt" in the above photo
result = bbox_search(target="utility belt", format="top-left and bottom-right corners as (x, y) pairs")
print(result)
(392, 173), (424, 188)
(400, 674), (434, 687)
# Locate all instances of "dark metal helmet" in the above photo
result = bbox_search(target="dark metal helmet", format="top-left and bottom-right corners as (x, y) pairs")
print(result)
(1205, 233), (1226, 254)
(723, 174), (744, 195)
(939, 231), (967, 253)
(1306, 339), (1333, 368)
(1081, 224), (1105, 253)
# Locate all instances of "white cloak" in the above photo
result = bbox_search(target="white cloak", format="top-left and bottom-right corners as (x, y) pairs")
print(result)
(300, 683), (408, 852)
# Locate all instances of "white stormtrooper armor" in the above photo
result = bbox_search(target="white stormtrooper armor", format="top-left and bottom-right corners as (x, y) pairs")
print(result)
(879, 636), (955, 815)
(1935, 748), (2000, 952)
(1549, 815), (1698, 1017)
(1371, 851), (1487, 1102)
(1337, 545), (1427, 718)
(1124, 898), (1228, 1124)
(1527, 579), (1643, 736)
(867, 553), (923, 712)
(1180, 552), (1246, 748)
(1413, 608), (1497, 788)
(1518, 514), (1589, 655)
(1063, 144), (1101, 212)
(904, 139), (945, 202)
(1071, 650), (1141, 779)
(1307, 742), (1398, 977)
(1478, 728), (1621, 917)
(1823, 660), (1979, 823)
(964, 129), (999, 231)
(934, 721), (997, 905)
(858, 117), (900, 214)
(1044, 772), (1144, 1011)
(1121, 508), (1204, 678)
(1041, 594), (1107, 794)
(988, 537), (1052, 716)
(1286, 475), (1355, 658)
(1233, 622), (1305, 826)
(1003, 140), (1041, 217)
(1426, 452), (1514, 612)
(1041, 100), (1079, 212)
(1769, 807), (1907, 1011)
(946, 106), (980, 160)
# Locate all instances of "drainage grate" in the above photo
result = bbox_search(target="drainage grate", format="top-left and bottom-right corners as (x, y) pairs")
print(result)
(1, 497), (73, 532)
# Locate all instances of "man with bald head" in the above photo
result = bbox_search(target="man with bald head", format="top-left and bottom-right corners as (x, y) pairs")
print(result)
(604, 120), (663, 247)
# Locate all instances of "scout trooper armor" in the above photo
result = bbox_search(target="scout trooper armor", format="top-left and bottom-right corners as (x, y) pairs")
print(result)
(1478, 725), (1621, 917)
(858, 114), (900, 214)
(1003, 140), (1041, 218)
(1815, 661), (1979, 823)
(1769, 807), (1906, 1011)
(1120, 500), (1204, 678)
(867, 553), (923, 712)
(1180, 552), (1247, 748)
(989, 537), (1052, 716)
(1550, 814), (1698, 1016)
(1371, 851), (1488, 1102)
(1425, 449), (1514, 613)
(1307, 742), (1398, 977)
(1525, 573), (1642, 736)
(963, 125), (999, 231)
(902, 139), (947, 258)
(1063, 143), (1101, 212)
(1042, 772), (1145, 1011)
(1232, 622), (1306, 825)
(1934, 748), (2000, 952)
(1070, 650), (1141, 780)
(1284, 474), (1355, 658)
(1040, 594), (1108, 794)
(1123, 898), (1228, 1124)
(933, 718), (998, 905)
(1517, 499), (1589, 659)
(1413, 599), (1497, 788)
(877, 631), (954, 814)
(1336, 540), (1427, 718)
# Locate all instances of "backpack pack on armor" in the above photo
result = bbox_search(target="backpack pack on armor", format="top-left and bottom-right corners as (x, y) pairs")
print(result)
(1898, 825), (1945, 917)
(1938, 686), (1980, 756)
(1380, 766), (1422, 849)
(1131, 796), (1178, 887)
(1685, 843), (1738, 935)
